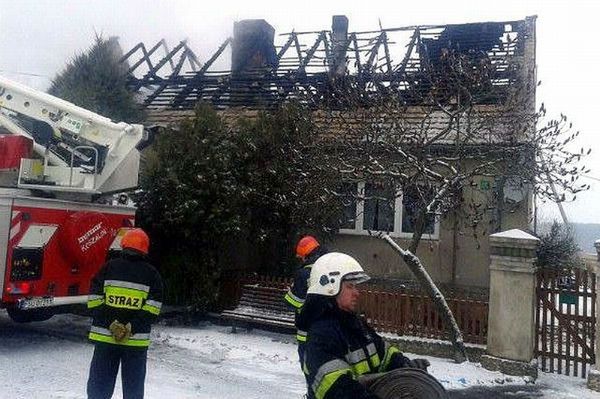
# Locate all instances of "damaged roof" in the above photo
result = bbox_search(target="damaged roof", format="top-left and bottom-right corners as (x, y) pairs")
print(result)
(122, 16), (536, 112)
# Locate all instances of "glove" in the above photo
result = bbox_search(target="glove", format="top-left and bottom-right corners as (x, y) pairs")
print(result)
(123, 322), (132, 341)
(109, 320), (129, 342)
(409, 358), (431, 371)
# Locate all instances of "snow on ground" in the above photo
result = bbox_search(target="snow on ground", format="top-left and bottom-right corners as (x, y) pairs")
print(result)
(0, 311), (597, 399)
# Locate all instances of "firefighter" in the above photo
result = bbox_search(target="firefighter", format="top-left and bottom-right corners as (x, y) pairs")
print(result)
(300, 252), (429, 399)
(86, 228), (163, 399)
(284, 235), (327, 366)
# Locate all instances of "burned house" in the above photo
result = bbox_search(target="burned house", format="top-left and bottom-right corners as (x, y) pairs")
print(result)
(122, 16), (537, 289)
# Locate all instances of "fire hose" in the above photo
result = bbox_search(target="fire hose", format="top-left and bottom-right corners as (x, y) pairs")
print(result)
(358, 368), (449, 399)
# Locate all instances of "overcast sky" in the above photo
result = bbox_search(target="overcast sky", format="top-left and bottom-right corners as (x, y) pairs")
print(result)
(1, 0), (598, 224)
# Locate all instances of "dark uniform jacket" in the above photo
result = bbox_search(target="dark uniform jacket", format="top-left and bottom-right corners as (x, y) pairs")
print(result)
(284, 247), (327, 343)
(300, 297), (411, 399)
(87, 250), (163, 348)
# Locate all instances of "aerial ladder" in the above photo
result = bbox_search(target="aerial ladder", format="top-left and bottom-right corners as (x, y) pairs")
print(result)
(0, 75), (146, 322)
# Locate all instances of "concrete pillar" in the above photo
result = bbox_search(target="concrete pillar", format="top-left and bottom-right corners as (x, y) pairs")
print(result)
(480, 229), (539, 377)
(587, 241), (600, 391)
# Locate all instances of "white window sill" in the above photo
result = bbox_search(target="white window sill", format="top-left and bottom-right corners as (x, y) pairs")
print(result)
(337, 229), (439, 240)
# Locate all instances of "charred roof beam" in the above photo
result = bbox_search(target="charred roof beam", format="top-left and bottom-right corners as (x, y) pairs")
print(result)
(363, 32), (385, 75)
(133, 40), (189, 91)
(144, 47), (191, 106)
(297, 31), (326, 74)
(277, 33), (297, 61)
(171, 37), (232, 107)
(121, 40), (169, 76)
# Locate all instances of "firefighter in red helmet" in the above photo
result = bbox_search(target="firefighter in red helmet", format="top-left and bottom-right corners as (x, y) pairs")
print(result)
(284, 235), (328, 369)
(86, 228), (163, 399)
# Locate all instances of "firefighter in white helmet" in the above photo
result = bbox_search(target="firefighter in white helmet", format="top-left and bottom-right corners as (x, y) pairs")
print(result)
(299, 252), (429, 399)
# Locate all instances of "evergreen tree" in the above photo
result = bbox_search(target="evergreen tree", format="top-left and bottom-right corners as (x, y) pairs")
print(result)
(537, 221), (584, 270)
(135, 104), (342, 308)
(48, 35), (144, 123)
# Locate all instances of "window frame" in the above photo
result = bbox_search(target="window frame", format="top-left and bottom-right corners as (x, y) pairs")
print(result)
(338, 181), (440, 239)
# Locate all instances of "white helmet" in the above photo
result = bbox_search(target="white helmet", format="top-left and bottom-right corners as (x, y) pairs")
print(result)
(307, 252), (370, 297)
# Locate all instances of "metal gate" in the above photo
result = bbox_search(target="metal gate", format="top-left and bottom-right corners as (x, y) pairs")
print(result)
(535, 268), (596, 377)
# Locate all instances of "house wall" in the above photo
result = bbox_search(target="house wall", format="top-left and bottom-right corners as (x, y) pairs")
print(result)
(331, 175), (532, 289)
(142, 17), (537, 288)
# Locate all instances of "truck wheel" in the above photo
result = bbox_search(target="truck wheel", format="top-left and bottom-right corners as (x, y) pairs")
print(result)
(7, 307), (53, 323)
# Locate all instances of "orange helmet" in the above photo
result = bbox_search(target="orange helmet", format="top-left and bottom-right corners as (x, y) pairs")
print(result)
(121, 228), (150, 255)
(296, 235), (320, 259)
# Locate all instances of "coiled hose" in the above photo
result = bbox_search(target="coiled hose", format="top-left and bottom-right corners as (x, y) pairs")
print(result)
(362, 368), (449, 399)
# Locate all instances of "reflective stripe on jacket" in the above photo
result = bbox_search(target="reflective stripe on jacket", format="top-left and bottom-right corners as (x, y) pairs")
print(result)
(284, 264), (313, 344)
(303, 301), (410, 399)
(284, 265), (312, 310)
(87, 251), (163, 348)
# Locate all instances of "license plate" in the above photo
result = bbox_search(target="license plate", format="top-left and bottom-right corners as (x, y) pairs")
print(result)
(18, 296), (54, 310)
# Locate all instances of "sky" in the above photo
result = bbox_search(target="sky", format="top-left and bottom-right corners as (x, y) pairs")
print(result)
(0, 0), (599, 224)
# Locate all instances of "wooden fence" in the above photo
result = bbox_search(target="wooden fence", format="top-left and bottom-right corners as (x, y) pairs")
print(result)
(359, 289), (488, 344)
(535, 268), (597, 378)
(220, 274), (489, 344)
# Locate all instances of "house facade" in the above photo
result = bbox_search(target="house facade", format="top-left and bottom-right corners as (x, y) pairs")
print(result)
(123, 15), (537, 289)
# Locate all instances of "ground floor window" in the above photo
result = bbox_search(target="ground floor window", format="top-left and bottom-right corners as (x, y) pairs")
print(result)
(338, 181), (439, 238)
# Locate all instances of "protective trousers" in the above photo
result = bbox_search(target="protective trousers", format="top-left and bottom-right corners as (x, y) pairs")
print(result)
(87, 343), (147, 399)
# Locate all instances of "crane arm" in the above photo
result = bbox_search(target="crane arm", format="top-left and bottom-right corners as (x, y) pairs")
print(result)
(0, 75), (144, 196)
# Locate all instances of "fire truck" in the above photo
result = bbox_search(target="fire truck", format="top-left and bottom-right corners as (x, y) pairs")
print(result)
(0, 75), (146, 322)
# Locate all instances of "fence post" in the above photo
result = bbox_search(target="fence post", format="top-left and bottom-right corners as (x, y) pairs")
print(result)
(587, 240), (600, 391)
(480, 229), (539, 378)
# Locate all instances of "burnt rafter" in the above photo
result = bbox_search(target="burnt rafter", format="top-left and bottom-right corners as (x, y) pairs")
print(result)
(276, 33), (297, 61)
(123, 16), (536, 110)
(135, 40), (188, 91)
(393, 29), (419, 76)
(297, 31), (327, 74)
(122, 40), (200, 87)
(143, 47), (191, 106)
(363, 33), (385, 74)
(170, 37), (233, 107)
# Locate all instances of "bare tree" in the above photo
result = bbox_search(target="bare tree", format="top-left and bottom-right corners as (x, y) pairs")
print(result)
(302, 46), (590, 361)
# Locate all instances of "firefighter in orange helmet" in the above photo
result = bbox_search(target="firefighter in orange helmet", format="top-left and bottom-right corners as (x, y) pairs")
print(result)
(284, 235), (328, 368)
(86, 228), (163, 399)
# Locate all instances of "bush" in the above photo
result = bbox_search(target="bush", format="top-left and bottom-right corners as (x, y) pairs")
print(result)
(537, 221), (584, 270)
(135, 104), (345, 308)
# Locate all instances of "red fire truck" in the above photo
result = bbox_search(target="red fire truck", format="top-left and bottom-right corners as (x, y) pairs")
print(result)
(0, 76), (146, 322)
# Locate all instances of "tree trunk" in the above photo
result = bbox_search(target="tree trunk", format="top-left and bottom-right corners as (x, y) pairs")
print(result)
(382, 234), (468, 363)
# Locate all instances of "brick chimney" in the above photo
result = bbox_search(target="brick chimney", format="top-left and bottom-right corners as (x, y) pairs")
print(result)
(330, 15), (349, 78)
(231, 19), (277, 74)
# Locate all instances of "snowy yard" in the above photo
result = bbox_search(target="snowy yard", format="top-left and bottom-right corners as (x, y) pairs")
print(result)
(0, 311), (596, 399)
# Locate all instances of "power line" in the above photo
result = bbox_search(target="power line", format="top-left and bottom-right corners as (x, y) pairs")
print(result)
(581, 174), (600, 183)
(0, 69), (51, 78)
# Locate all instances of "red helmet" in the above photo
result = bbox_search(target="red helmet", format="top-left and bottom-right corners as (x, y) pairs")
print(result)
(121, 228), (150, 255)
(296, 235), (320, 259)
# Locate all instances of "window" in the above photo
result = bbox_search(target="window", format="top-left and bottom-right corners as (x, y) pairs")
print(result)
(339, 181), (439, 238)
(339, 182), (358, 230)
(363, 182), (395, 232)
(401, 185), (436, 235)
